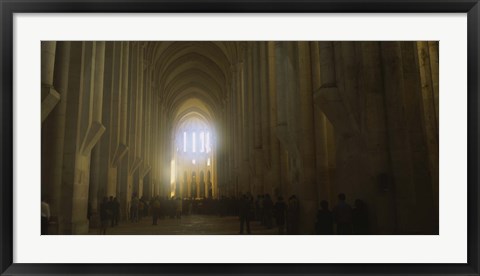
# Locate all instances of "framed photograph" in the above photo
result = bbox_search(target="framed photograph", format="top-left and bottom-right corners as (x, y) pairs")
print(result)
(1, 0), (479, 275)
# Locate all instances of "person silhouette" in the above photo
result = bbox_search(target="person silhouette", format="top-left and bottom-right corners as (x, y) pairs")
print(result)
(333, 193), (353, 235)
(352, 199), (369, 234)
(239, 194), (252, 234)
(315, 200), (334, 235)
(99, 197), (110, 235)
(274, 196), (287, 234)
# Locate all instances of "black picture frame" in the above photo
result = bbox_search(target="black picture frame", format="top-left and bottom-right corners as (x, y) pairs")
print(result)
(1, 1), (479, 275)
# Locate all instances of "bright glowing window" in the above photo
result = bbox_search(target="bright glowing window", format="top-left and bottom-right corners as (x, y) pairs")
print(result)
(192, 132), (196, 152)
(207, 158), (211, 166)
(183, 131), (187, 152)
(200, 132), (205, 152)
(206, 132), (211, 153)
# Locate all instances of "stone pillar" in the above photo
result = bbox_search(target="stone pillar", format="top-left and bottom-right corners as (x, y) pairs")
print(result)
(85, 42), (106, 216)
(41, 41), (70, 234)
(120, 41), (130, 155)
(380, 41), (417, 234)
(295, 42), (317, 234)
(59, 42), (82, 234)
(399, 41), (437, 233)
(359, 41), (395, 234)
(274, 42), (288, 131)
(140, 61), (153, 197)
(41, 42), (56, 86)
(136, 43), (145, 173)
(245, 44), (256, 194)
(91, 42), (116, 215)
(107, 42), (124, 197)
(59, 42), (105, 234)
(310, 42), (332, 204)
(428, 42), (439, 125)
(416, 41), (439, 230)
(267, 42), (281, 197)
(89, 144), (101, 216)
(116, 42), (130, 218)
(258, 42), (272, 195)
(41, 41), (60, 122)
(127, 43), (142, 199)
(274, 42), (299, 198)
(252, 43), (264, 196)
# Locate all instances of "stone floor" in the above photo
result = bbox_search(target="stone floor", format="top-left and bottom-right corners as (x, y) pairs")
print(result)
(90, 215), (280, 235)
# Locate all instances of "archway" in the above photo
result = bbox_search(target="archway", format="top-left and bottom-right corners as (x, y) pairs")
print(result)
(170, 106), (217, 199)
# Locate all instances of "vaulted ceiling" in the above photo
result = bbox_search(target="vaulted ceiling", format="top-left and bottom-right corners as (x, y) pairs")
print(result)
(146, 42), (241, 123)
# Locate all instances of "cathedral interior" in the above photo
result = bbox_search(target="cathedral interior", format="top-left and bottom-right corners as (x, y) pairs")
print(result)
(41, 41), (439, 235)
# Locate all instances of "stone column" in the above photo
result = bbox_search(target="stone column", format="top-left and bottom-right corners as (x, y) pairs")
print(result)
(85, 42), (106, 217)
(120, 41), (130, 157)
(140, 61), (153, 197)
(127, 43), (142, 199)
(41, 42), (60, 122)
(416, 41), (439, 227)
(246, 44), (256, 194)
(258, 42), (272, 195)
(400, 41), (437, 233)
(274, 42), (299, 198)
(274, 42), (288, 131)
(117, 42), (130, 218)
(136, 43), (145, 171)
(267, 42), (281, 197)
(93, 42), (117, 208)
(310, 42), (332, 204)
(59, 42), (105, 234)
(59, 42), (83, 234)
(428, 41), (439, 125)
(107, 42), (124, 197)
(359, 41), (395, 234)
(295, 42), (317, 233)
(89, 143), (101, 217)
(252, 43), (264, 195)
(41, 41), (70, 234)
(380, 41), (417, 234)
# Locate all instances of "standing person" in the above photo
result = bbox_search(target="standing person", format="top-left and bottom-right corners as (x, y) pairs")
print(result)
(152, 196), (160, 225)
(108, 196), (115, 227)
(99, 197), (110, 235)
(263, 194), (274, 229)
(175, 197), (183, 219)
(287, 195), (299, 234)
(112, 197), (120, 226)
(258, 195), (265, 225)
(130, 195), (139, 222)
(315, 200), (334, 235)
(239, 194), (251, 234)
(138, 200), (144, 220)
(352, 199), (369, 234)
(41, 196), (50, 235)
(333, 193), (353, 235)
(274, 196), (287, 234)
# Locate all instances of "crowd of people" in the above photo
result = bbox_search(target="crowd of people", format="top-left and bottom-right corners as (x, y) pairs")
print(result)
(237, 193), (300, 234)
(315, 193), (370, 235)
(98, 196), (120, 234)
(94, 192), (369, 235)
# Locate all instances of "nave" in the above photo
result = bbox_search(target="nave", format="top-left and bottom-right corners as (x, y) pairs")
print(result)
(41, 41), (439, 235)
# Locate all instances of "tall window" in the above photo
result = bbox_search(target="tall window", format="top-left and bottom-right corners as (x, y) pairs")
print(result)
(192, 132), (196, 153)
(206, 132), (211, 153)
(200, 131), (205, 152)
(183, 131), (187, 152)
